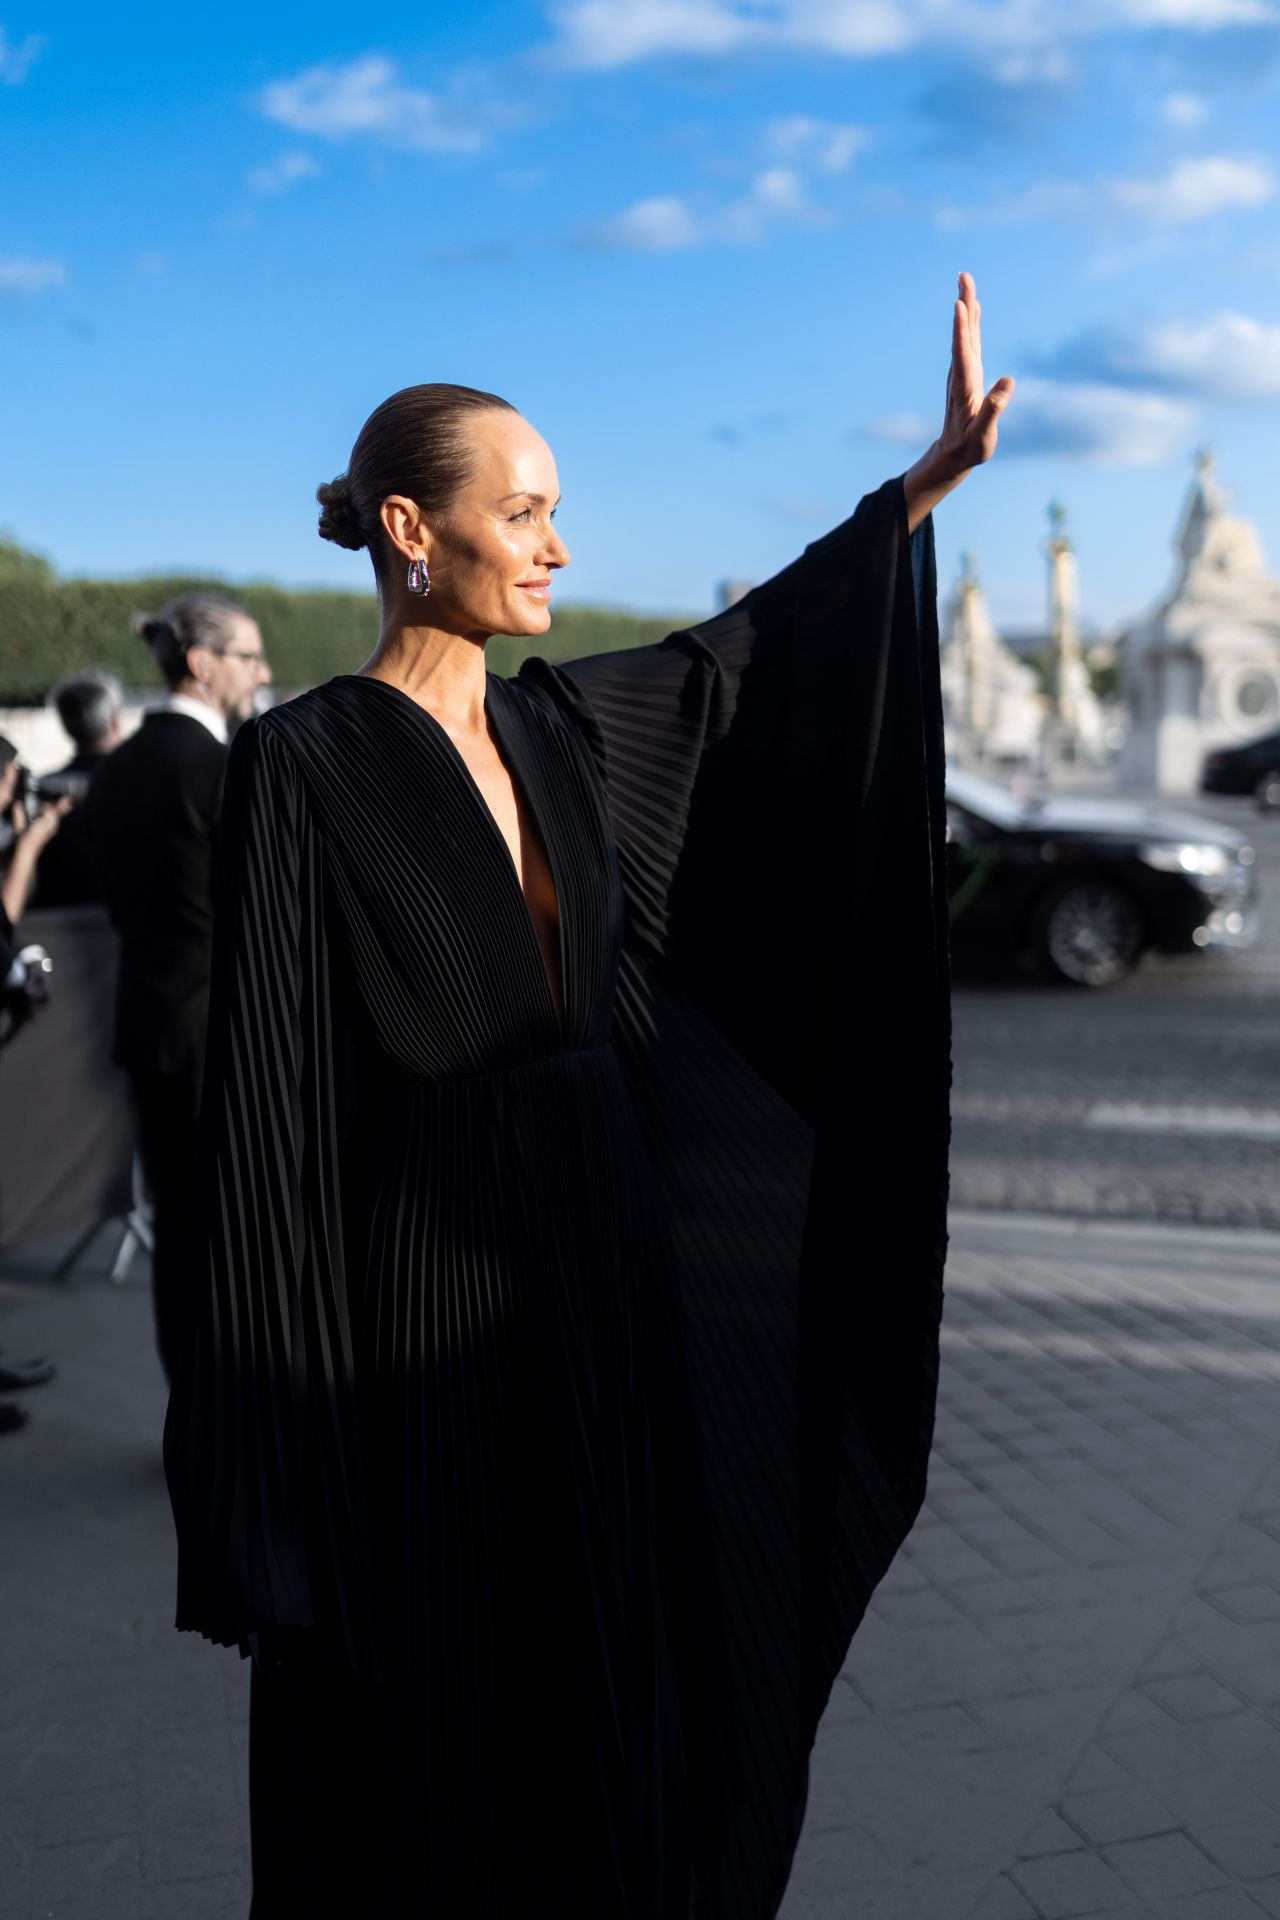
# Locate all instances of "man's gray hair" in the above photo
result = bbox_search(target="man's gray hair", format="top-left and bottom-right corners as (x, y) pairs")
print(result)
(50, 671), (123, 751)
(131, 592), (250, 691)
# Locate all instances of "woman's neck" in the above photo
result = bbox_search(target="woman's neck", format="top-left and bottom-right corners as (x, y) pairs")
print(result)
(358, 622), (489, 730)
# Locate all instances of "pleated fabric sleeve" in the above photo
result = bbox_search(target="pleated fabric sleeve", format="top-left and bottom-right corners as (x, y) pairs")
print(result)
(517, 472), (950, 1913)
(163, 716), (375, 1673)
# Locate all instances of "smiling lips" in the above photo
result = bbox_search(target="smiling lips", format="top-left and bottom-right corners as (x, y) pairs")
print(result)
(517, 580), (551, 600)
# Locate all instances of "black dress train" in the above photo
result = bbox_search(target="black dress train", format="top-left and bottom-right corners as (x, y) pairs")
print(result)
(164, 477), (951, 1917)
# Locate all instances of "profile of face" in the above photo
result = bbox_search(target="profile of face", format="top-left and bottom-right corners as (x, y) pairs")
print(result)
(190, 615), (272, 726)
(382, 412), (570, 640)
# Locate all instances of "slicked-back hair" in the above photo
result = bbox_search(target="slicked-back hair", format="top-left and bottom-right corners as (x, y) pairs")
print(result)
(131, 593), (251, 691)
(316, 382), (517, 584)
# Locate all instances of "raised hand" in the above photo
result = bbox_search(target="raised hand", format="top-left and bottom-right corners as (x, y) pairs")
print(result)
(941, 272), (1014, 475)
(903, 271), (1015, 532)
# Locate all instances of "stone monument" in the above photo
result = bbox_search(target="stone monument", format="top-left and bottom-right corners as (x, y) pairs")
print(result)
(1041, 502), (1107, 768)
(939, 551), (1042, 766)
(1118, 450), (1280, 793)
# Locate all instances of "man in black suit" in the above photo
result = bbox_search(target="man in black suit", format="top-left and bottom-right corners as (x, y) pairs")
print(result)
(86, 593), (271, 1380)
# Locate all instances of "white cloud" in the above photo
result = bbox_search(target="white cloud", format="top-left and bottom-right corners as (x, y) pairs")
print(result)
(1122, 0), (1272, 20)
(0, 27), (43, 85)
(258, 55), (493, 154)
(549, 0), (1279, 68)
(1160, 91), (1209, 127)
(550, 0), (953, 66)
(579, 113), (859, 255)
(994, 377), (1194, 465)
(580, 166), (826, 250)
(247, 150), (321, 196)
(551, 0), (758, 65)
(1110, 155), (1275, 224)
(867, 378), (1193, 466)
(717, 166), (825, 239)
(766, 115), (867, 173)
(0, 257), (66, 298)
(585, 194), (702, 250)
(1051, 311), (1280, 403)
(769, 0), (923, 54)
(940, 153), (1276, 231)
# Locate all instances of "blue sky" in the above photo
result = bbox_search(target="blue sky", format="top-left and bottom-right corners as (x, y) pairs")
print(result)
(3, 2), (1280, 632)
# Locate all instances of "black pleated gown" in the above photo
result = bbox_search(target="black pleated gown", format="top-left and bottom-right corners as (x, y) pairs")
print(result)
(164, 477), (951, 1918)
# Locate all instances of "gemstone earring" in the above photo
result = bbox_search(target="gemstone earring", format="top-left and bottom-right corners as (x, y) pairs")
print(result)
(407, 559), (431, 596)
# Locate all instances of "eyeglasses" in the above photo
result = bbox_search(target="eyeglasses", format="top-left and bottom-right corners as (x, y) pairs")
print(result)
(221, 650), (269, 666)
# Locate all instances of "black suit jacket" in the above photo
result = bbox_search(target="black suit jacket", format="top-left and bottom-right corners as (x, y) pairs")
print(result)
(86, 711), (228, 1076)
(29, 750), (112, 911)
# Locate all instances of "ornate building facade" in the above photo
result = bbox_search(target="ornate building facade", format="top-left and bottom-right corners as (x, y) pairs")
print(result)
(1118, 452), (1280, 793)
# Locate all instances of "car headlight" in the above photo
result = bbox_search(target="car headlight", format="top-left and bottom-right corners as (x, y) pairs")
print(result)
(1139, 842), (1235, 877)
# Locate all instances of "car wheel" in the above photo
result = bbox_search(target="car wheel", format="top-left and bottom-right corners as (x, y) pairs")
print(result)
(1256, 768), (1280, 810)
(1034, 879), (1145, 988)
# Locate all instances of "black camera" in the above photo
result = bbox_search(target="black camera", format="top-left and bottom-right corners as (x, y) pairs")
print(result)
(0, 758), (89, 836)
(18, 767), (91, 814)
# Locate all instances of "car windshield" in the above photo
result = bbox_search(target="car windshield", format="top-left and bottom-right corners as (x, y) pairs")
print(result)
(945, 768), (1029, 829)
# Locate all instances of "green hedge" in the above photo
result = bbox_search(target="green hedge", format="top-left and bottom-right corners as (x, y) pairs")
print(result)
(0, 539), (693, 703)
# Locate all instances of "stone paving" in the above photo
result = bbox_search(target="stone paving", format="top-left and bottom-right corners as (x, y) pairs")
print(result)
(3, 1208), (1280, 1919)
(785, 1210), (1280, 1920)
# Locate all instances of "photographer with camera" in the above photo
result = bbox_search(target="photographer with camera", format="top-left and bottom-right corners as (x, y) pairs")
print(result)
(0, 739), (74, 933)
(85, 593), (270, 1384)
(0, 738), (67, 1435)
(30, 672), (124, 911)
(0, 735), (74, 1056)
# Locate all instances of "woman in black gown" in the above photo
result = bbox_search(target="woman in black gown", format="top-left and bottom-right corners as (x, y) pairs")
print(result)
(165, 274), (1013, 1917)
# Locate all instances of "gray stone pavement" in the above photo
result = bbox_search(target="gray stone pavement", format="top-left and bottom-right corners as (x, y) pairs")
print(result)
(4, 1209), (1280, 1919)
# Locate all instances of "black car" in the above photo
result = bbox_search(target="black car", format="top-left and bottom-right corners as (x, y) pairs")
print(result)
(947, 769), (1257, 987)
(1201, 729), (1280, 808)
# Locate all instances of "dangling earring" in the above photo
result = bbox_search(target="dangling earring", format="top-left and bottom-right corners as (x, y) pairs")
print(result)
(407, 558), (431, 596)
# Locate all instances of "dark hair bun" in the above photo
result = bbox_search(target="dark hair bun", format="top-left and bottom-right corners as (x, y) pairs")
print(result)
(319, 385), (516, 578)
(316, 474), (366, 551)
(131, 612), (167, 646)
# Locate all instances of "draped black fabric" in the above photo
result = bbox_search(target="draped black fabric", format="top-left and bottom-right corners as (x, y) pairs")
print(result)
(164, 475), (949, 1918)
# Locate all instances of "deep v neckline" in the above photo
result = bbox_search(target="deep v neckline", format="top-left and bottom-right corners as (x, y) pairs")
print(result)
(342, 673), (568, 1038)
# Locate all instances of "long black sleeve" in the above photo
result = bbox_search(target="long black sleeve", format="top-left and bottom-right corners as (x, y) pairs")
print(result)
(516, 477), (950, 1908)
(164, 716), (376, 1673)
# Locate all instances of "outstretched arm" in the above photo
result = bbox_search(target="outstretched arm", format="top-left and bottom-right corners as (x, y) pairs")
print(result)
(903, 271), (1015, 534)
(0, 796), (72, 926)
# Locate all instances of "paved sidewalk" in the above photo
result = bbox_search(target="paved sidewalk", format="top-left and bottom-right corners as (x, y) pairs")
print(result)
(3, 1212), (1280, 1919)
(786, 1212), (1280, 1920)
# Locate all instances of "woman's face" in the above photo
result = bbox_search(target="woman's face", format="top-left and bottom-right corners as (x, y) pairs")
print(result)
(387, 412), (570, 639)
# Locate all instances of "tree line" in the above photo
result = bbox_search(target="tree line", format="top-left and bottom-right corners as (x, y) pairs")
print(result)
(0, 538), (691, 703)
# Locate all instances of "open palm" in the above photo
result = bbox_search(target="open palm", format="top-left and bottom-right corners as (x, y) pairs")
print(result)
(940, 272), (1015, 474)
(902, 273), (1015, 531)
